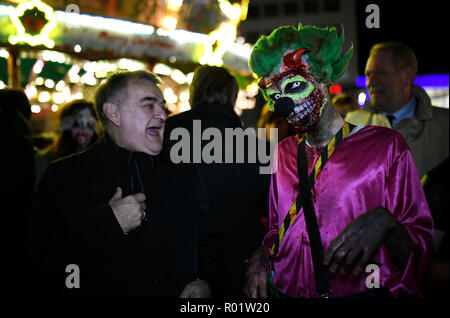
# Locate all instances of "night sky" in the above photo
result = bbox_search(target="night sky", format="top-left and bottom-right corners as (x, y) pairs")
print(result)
(355, 0), (448, 75)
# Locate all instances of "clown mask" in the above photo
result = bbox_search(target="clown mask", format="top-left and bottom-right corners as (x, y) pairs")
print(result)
(259, 47), (329, 133)
(264, 73), (328, 133)
(250, 24), (353, 133)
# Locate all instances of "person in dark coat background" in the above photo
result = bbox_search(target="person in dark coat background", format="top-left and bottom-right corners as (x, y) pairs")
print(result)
(0, 89), (35, 299)
(422, 158), (449, 297)
(27, 70), (223, 299)
(163, 66), (270, 297)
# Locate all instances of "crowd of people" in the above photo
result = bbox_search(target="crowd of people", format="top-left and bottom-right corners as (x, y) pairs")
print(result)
(0, 21), (448, 300)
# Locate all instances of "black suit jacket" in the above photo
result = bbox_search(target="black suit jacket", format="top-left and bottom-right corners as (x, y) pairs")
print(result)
(27, 134), (223, 299)
(162, 103), (270, 297)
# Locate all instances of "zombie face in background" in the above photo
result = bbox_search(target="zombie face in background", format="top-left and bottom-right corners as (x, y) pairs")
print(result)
(71, 108), (97, 149)
(60, 102), (99, 151)
(249, 23), (353, 133)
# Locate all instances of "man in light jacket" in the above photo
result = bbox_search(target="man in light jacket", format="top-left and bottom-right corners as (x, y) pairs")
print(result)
(346, 41), (449, 178)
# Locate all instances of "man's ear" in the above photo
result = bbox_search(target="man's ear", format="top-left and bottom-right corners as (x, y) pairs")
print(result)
(103, 102), (120, 126)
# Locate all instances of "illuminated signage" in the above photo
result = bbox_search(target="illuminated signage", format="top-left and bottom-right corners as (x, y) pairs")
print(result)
(9, 0), (57, 48)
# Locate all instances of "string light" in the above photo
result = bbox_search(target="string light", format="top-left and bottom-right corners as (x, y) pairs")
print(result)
(0, 48), (9, 59)
(167, 0), (183, 11)
(31, 105), (41, 113)
(163, 87), (178, 104)
(162, 17), (178, 30)
(35, 77), (44, 86)
(55, 80), (65, 91)
(32, 59), (45, 74)
(38, 91), (51, 103)
(25, 85), (38, 99)
(219, 0), (243, 21)
(170, 69), (186, 84)
(44, 79), (55, 88)
(52, 92), (65, 104)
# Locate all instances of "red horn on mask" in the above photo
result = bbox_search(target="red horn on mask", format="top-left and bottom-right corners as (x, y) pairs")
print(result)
(259, 48), (309, 90)
(282, 48), (308, 71)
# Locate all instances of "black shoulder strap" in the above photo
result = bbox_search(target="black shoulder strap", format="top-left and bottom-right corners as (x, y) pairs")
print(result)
(297, 139), (331, 297)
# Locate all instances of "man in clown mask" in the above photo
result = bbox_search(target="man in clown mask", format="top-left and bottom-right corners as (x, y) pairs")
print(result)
(244, 24), (433, 298)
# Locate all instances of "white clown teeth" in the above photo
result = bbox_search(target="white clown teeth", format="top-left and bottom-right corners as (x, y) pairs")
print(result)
(293, 99), (315, 118)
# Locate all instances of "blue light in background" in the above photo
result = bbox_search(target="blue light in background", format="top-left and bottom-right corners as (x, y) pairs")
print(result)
(355, 74), (449, 89)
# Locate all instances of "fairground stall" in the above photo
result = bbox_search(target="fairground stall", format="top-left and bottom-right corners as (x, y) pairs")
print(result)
(0, 0), (258, 145)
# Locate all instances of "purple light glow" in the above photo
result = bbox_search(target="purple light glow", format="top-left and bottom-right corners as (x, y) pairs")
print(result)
(355, 74), (449, 88)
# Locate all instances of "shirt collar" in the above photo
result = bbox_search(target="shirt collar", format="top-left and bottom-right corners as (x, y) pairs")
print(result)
(382, 97), (417, 127)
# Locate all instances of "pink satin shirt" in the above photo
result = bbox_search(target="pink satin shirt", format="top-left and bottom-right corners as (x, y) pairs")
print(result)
(263, 125), (433, 298)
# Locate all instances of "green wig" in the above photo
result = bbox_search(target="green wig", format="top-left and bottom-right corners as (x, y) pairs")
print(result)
(249, 23), (353, 85)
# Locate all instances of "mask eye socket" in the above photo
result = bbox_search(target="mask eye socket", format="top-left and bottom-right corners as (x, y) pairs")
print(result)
(269, 93), (282, 101)
(285, 81), (307, 94)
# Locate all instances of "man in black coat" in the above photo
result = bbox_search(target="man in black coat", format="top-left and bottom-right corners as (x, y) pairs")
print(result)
(27, 70), (222, 299)
(162, 66), (270, 297)
(0, 89), (35, 298)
